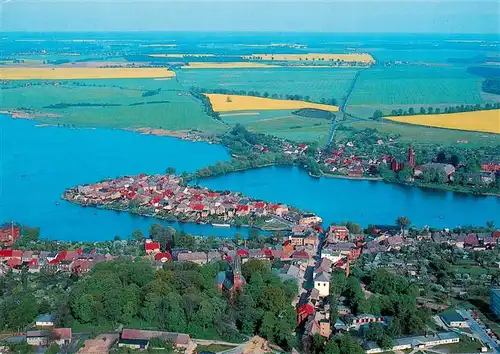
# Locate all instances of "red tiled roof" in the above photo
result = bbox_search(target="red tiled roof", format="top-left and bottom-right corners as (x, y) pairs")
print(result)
(0, 249), (22, 258)
(145, 241), (161, 251)
(464, 233), (479, 246)
(291, 250), (310, 259)
(7, 257), (22, 267)
(262, 248), (273, 258)
(237, 249), (249, 257)
(255, 202), (265, 208)
(53, 328), (72, 340)
(236, 205), (249, 212)
(154, 252), (172, 262)
(191, 203), (205, 211)
(297, 304), (314, 316)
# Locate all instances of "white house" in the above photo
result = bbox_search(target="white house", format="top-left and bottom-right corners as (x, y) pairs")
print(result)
(35, 314), (55, 327)
(314, 272), (331, 297)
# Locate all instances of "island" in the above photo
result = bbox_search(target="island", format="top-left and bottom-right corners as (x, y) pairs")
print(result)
(62, 173), (321, 230)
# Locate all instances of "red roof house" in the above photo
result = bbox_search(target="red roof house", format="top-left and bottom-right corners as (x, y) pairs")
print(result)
(237, 249), (249, 257)
(464, 233), (479, 247)
(297, 304), (315, 325)
(154, 252), (172, 263)
(291, 250), (310, 260)
(145, 240), (161, 254)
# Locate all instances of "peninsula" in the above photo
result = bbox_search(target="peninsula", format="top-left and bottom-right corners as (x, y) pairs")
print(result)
(62, 174), (321, 230)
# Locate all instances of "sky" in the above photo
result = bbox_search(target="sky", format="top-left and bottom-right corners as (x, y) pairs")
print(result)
(1, 0), (499, 34)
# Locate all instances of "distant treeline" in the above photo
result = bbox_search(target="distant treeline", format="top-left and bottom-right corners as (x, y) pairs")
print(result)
(292, 108), (336, 120)
(128, 100), (170, 106)
(44, 102), (121, 109)
(373, 102), (500, 118)
(448, 56), (500, 65)
(482, 77), (500, 96)
(44, 101), (170, 109)
(189, 88), (221, 121)
(142, 88), (161, 97)
(124, 55), (244, 63)
(197, 87), (338, 106)
(466, 66), (500, 78)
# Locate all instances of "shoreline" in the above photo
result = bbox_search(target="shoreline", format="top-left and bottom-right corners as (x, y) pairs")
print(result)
(3, 111), (498, 198)
(62, 197), (291, 232)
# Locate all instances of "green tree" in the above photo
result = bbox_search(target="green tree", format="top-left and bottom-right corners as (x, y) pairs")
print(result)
(259, 311), (277, 340)
(372, 110), (383, 120)
(330, 269), (347, 296)
(396, 216), (410, 233)
(165, 167), (176, 175)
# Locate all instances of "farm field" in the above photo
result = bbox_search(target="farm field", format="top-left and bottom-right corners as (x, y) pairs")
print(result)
(220, 109), (333, 144)
(206, 94), (339, 112)
(182, 62), (280, 69)
(346, 66), (487, 117)
(337, 119), (500, 148)
(243, 53), (375, 63)
(385, 109), (500, 134)
(0, 67), (176, 80)
(1, 78), (225, 133)
(177, 67), (358, 103)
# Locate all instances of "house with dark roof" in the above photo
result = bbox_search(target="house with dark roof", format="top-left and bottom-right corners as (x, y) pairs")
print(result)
(440, 311), (468, 328)
(26, 330), (48, 346)
(35, 314), (55, 327)
(118, 329), (192, 351)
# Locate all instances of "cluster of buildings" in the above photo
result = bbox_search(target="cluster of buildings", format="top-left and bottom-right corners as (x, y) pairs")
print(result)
(63, 174), (310, 228)
(21, 315), (195, 354)
(0, 222), (20, 247)
(23, 315), (72, 348)
(0, 247), (118, 275)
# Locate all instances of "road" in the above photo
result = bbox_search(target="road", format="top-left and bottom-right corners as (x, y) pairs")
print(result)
(456, 308), (500, 353)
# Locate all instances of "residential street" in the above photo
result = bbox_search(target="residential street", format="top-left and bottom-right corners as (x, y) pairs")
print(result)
(456, 308), (500, 353)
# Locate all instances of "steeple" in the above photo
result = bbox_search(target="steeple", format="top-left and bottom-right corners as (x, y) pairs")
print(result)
(407, 145), (415, 168)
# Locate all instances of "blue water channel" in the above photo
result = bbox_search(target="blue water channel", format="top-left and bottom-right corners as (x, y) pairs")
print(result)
(1, 114), (499, 241)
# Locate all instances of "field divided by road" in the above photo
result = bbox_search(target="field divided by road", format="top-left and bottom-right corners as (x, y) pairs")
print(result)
(346, 65), (488, 118)
(177, 67), (358, 103)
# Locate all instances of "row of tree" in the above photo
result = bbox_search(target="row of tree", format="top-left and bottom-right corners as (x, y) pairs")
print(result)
(373, 102), (500, 119)
(196, 86), (338, 106)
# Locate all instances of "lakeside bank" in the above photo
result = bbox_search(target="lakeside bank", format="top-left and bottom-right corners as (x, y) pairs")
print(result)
(2, 113), (500, 241)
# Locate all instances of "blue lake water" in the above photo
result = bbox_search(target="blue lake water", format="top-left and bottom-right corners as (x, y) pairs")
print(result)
(1, 114), (499, 241)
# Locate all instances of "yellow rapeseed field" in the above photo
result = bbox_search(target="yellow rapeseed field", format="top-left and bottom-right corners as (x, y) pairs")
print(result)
(243, 53), (375, 63)
(205, 94), (339, 112)
(182, 62), (280, 69)
(0, 67), (176, 80)
(386, 110), (500, 134)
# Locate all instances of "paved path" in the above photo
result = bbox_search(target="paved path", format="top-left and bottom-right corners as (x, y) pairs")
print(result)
(456, 308), (500, 353)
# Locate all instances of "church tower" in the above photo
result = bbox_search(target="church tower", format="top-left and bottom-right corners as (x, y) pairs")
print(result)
(407, 145), (416, 168)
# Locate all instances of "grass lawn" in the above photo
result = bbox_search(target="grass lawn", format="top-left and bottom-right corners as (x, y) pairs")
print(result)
(195, 344), (237, 352)
(451, 265), (488, 275)
(1, 78), (226, 133)
(431, 335), (482, 353)
(177, 67), (358, 103)
(221, 109), (333, 144)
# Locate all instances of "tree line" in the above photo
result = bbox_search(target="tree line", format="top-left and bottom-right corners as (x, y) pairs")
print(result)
(195, 86), (338, 106)
(372, 102), (500, 119)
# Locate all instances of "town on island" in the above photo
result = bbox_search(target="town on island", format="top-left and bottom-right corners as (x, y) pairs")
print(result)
(61, 173), (322, 231)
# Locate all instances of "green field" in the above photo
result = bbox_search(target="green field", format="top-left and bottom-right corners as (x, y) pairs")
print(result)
(346, 66), (489, 118)
(177, 67), (358, 103)
(1, 78), (226, 133)
(220, 109), (333, 144)
(336, 119), (500, 148)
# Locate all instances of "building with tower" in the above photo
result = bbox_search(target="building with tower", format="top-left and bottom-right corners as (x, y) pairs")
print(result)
(216, 255), (246, 295)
